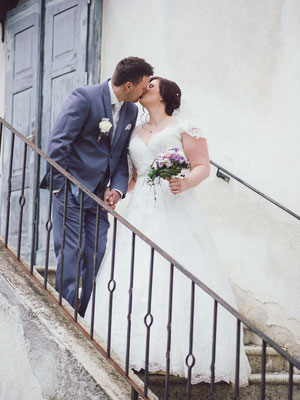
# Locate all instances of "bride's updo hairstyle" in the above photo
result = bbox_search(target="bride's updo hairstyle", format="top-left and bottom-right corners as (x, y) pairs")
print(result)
(150, 76), (181, 116)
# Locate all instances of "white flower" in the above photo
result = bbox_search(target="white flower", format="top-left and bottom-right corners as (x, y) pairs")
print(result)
(99, 118), (112, 133)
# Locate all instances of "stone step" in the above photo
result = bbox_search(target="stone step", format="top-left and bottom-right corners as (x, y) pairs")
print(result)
(243, 325), (264, 346)
(35, 266), (84, 290)
(243, 328), (300, 374)
(139, 371), (300, 399)
(35, 266), (57, 288)
(245, 344), (288, 373)
(250, 372), (300, 384)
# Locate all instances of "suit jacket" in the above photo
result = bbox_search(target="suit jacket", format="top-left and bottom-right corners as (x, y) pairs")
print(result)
(40, 79), (138, 196)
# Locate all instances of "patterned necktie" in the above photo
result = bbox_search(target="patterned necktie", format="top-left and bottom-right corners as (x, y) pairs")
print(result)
(112, 102), (123, 142)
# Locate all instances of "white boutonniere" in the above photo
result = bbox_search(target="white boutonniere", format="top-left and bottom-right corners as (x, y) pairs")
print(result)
(98, 118), (112, 142)
(125, 123), (132, 131)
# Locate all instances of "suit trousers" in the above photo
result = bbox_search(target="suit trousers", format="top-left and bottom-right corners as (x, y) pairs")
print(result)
(52, 185), (110, 317)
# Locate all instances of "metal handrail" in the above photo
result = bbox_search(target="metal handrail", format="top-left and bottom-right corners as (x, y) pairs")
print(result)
(1, 117), (299, 400)
(210, 160), (300, 220)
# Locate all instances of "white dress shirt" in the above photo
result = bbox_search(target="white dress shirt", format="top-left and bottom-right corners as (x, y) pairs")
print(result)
(108, 80), (124, 141)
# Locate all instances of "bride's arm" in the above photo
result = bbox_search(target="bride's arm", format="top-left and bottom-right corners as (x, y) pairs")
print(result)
(169, 132), (210, 195)
(128, 165), (137, 192)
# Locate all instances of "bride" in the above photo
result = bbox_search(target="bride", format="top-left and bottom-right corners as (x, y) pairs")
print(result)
(85, 77), (251, 385)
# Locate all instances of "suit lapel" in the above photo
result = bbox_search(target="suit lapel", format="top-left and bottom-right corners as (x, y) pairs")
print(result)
(102, 80), (114, 140)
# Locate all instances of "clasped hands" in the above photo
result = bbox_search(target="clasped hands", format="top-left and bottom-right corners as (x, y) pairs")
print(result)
(103, 188), (121, 210)
(103, 178), (186, 209)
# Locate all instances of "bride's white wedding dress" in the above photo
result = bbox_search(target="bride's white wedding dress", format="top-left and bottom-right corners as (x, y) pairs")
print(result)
(85, 120), (251, 385)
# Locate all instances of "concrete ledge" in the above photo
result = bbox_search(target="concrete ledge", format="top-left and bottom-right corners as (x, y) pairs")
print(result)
(250, 373), (300, 384)
(0, 243), (158, 400)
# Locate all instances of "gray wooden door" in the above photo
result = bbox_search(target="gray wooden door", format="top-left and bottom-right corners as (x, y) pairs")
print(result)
(0, 0), (40, 259)
(1, 0), (94, 266)
(41, 0), (88, 152)
(37, 0), (88, 265)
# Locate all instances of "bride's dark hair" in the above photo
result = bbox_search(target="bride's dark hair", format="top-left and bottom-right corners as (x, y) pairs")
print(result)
(150, 76), (181, 116)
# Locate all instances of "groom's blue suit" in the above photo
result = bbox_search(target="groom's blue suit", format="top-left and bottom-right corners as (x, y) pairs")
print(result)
(40, 79), (138, 316)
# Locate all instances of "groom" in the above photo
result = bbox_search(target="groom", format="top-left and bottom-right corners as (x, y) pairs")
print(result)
(40, 57), (153, 317)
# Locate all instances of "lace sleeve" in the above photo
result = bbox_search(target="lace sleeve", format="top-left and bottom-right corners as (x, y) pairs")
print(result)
(176, 118), (204, 139)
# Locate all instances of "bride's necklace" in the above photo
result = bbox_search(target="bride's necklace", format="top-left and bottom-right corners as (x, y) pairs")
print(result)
(143, 116), (172, 134)
(143, 122), (155, 134)
(143, 121), (164, 134)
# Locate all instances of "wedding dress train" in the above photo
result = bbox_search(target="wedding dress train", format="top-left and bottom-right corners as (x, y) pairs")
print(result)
(85, 120), (251, 385)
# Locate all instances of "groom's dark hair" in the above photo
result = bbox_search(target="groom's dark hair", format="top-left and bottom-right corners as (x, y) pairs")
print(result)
(112, 57), (153, 86)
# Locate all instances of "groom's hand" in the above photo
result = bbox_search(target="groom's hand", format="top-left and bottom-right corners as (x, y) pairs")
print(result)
(103, 188), (121, 210)
(108, 190), (121, 208)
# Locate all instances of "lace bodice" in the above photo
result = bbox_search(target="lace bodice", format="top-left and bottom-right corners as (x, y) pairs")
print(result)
(129, 119), (203, 177)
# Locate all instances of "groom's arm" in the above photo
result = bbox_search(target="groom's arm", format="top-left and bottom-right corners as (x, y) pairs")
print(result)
(44, 88), (89, 190)
(109, 134), (131, 197)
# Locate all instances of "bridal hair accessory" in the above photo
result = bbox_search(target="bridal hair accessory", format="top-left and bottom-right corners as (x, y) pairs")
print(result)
(98, 118), (112, 142)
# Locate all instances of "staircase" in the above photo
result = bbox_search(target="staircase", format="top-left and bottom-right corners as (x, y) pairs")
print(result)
(36, 266), (300, 399)
(134, 327), (300, 399)
(2, 117), (299, 399)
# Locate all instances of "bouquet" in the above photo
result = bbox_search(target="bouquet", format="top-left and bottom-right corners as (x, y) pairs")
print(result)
(147, 147), (190, 184)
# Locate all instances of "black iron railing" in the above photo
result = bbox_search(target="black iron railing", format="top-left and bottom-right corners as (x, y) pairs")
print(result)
(0, 117), (299, 400)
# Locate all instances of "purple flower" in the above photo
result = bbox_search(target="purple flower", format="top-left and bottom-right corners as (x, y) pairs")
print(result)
(147, 146), (190, 185)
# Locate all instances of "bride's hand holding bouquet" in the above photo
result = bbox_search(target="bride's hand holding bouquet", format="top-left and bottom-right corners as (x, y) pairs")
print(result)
(147, 132), (210, 195)
(147, 147), (190, 195)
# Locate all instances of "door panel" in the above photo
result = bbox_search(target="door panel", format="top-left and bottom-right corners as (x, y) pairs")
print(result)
(37, 0), (88, 265)
(0, 4), (39, 259)
(42, 0), (87, 151)
(51, 71), (76, 128)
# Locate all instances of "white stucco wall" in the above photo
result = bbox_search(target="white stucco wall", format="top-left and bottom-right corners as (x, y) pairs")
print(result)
(0, 34), (5, 117)
(102, 0), (300, 356)
(0, 33), (5, 194)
